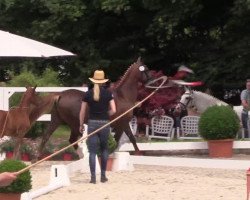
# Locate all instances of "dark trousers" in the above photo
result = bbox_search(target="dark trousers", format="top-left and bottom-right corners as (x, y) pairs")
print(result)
(87, 120), (109, 178)
(241, 112), (249, 138)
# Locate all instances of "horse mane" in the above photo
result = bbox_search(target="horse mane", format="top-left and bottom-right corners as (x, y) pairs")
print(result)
(114, 61), (136, 89)
(193, 90), (228, 106)
(29, 93), (59, 123)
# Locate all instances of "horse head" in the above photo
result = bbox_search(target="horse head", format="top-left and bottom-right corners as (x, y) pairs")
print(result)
(174, 89), (194, 114)
(134, 57), (152, 84)
(20, 86), (38, 107)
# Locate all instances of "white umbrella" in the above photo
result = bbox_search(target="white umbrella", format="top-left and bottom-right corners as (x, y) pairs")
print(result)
(0, 30), (75, 57)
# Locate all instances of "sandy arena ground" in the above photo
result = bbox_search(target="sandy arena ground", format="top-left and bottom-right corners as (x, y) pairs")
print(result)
(29, 161), (246, 200)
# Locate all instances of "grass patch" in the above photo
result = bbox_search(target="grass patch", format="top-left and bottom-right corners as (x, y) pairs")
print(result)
(52, 125), (70, 139)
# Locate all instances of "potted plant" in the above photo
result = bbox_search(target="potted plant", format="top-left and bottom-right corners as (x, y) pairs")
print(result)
(57, 142), (76, 161)
(107, 133), (117, 155)
(20, 144), (33, 161)
(40, 142), (54, 160)
(198, 105), (240, 158)
(0, 140), (15, 159)
(0, 159), (32, 200)
(107, 133), (117, 170)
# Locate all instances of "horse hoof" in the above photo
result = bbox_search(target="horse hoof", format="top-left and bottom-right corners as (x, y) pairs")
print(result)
(76, 147), (84, 159)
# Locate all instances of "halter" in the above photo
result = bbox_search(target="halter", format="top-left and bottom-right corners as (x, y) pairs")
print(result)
(139, 65), (151, 83)
(177, 91), (194, 110)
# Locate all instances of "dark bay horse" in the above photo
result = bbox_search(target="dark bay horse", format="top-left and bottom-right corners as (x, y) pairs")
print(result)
(37, 58), (152, 157)
(0, 86), (39, 158)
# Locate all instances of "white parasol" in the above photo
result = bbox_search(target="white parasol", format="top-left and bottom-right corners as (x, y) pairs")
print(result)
(0, 30), (75, 57)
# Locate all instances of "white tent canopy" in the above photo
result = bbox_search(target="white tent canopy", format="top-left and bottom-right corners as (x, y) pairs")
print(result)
(0, 30), (75, 57)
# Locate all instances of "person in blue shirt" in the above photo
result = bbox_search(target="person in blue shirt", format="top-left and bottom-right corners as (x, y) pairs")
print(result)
(240, 79), (250, 138)
(79, 70), (116, 184)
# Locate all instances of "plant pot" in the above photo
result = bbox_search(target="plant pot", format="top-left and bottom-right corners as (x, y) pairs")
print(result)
(0, 193), (21, 200)
(98, 156), (114, 171)
(63, 153), (73, 161)
(5, 151), (14, 159)
(208, 139), (234, 158)
(21, 153), (30, 161)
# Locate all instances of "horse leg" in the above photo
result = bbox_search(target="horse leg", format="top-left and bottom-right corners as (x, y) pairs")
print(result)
(13, 137), (22, 160)
(113, 127), (123, 147)
(36, 114), (62, 160)
(123, 124), (142, 155)
(68, 128), (84, 159)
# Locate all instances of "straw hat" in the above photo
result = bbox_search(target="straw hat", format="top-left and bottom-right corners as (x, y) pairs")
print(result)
(89, 70), (109, 84)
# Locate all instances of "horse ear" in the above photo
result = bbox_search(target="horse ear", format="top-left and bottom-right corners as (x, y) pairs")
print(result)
(184, 86), (193, 93)
(137, 57), (142, 63)
(34, 85), (37, 91)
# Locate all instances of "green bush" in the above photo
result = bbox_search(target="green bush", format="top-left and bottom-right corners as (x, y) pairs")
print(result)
(107, 133), (117, 154)
(198, 105), (240, 140)
(0, 159), (32, 193)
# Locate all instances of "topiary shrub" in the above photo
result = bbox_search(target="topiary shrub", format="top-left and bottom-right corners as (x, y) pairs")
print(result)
(199, 105), (240, 140)
(0, 159), (32, 193)
(107, 133), (117, 154)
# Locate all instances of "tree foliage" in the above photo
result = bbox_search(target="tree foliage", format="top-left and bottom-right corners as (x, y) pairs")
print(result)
(0, 0), (249, 99)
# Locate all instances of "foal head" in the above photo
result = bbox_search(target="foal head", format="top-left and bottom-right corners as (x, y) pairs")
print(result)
(19, 86), (38, 108)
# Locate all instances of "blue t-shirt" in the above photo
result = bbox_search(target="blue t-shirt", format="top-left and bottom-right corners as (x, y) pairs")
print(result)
(83, 87), (113, 120)
(241, 89), (250, 113)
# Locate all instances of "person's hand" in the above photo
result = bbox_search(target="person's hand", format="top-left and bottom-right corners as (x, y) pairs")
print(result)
(79, 125), (85, 133)
(0, 172), (17, 187)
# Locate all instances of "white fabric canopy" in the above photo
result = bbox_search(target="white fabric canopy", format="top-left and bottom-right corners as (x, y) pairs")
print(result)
(0, 30), (75, 57)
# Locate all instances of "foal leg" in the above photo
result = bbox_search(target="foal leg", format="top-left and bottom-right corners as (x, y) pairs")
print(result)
(13, 137), (22, 160)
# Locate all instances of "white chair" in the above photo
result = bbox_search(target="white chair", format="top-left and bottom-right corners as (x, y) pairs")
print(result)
(147, 115), (175, 141)
(129, 116), (138, 135)
(177, 116), (201, 139)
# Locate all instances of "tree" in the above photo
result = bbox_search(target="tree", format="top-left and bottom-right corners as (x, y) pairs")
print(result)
(0, 0), (249, 103)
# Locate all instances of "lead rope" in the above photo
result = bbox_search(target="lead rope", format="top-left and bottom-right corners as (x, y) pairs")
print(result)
(17, 76), (168, 175)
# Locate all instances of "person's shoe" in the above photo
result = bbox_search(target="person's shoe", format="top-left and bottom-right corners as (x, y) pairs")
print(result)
(100, 176), (108, 183)
(90, 177), (96, 184)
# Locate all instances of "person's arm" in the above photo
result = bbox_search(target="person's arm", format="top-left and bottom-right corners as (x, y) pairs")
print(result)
(79, 101), (87, 133)
(108, 99), (116, 116)
(241, 91), (249, 110)
(0, 172), (17, 187)
(242, 99), (249, 109)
